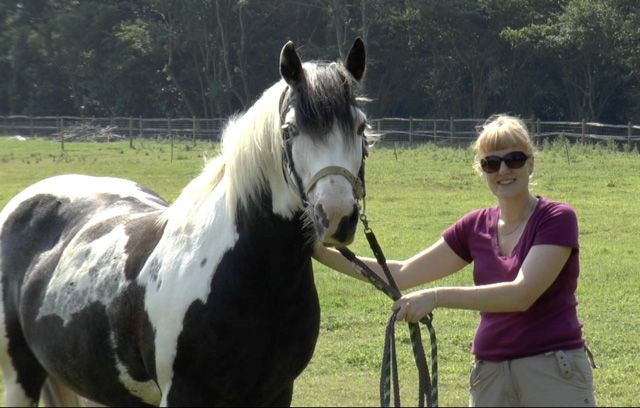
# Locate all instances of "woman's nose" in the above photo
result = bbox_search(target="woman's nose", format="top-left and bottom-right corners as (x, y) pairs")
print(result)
(498, 161), (510, 173)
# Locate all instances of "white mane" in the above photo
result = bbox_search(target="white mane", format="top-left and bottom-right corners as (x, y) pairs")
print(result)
(161, 79), (291, 225)
(160, 59), (373, 229)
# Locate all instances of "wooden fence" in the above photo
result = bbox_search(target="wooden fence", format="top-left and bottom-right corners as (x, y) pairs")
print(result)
(372, 117), (639, 146)
(1, 115), (639, 146)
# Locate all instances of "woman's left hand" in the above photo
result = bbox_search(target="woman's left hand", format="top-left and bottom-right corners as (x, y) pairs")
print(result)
(393, 288), (437, 323)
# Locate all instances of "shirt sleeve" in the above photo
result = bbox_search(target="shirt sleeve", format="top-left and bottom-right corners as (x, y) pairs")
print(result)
(533, 203), (579, 249)
(442, 211), (477, 263)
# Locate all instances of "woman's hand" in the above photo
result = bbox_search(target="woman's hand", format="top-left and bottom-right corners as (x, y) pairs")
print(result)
(393, 288), (438, 323)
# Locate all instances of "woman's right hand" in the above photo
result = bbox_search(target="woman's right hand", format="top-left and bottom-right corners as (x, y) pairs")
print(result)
(393, 288), (438, 323)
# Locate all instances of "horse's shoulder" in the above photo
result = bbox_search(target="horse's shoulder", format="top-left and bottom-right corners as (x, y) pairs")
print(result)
(123, 212), (167, 280)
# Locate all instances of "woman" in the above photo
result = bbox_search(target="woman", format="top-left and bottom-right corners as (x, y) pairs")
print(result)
(313, 115), (596, 406)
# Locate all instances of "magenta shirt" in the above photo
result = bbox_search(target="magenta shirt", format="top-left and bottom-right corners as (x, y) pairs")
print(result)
(443, 196), (584, 361)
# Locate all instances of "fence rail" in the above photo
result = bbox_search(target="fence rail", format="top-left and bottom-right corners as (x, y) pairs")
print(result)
(372, 117), (640, 145)
(2, 115), (639, 145)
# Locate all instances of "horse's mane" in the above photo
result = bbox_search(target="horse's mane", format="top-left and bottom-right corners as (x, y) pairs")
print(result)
(161, 61), (366, 226)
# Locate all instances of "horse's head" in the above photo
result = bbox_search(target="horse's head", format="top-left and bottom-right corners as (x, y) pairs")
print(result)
(279, 38), (368, 247)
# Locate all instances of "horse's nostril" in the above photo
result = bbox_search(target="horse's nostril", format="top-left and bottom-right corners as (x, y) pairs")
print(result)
(332, 205), (359, 243)
(314, 203), (329, 228)
(349, 204), (358, 223)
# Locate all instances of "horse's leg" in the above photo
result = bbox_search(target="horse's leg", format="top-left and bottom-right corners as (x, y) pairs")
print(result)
(41, 378), (77, 407)
(0, 293), (46, 406)
(40, 377), (104, 407)
(0, 340), (47, 406)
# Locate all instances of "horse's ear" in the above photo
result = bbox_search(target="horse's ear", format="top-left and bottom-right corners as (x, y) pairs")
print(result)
(280, 41), (305, 87)
(345, 38), (366, 82)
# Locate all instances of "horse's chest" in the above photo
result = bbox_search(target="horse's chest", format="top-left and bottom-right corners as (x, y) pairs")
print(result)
(167, 249), (320, 403)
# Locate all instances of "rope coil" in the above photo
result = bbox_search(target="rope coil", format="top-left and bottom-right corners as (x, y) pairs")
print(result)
(338, 225), (438, 407)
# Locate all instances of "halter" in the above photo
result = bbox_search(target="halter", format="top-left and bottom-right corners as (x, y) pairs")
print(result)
(278, 87), (366, 203)
(279, 87), (438, 407)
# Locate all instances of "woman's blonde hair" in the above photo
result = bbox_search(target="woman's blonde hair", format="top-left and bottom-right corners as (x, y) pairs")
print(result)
(472, 114), (535, 173)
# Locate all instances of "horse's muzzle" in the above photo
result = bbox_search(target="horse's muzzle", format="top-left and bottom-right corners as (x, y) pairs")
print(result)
(332, 204), (359, 244)
(314, 202), (358, 246)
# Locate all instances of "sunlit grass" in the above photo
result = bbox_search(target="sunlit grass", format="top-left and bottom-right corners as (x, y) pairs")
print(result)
(0, 137), (638, 406)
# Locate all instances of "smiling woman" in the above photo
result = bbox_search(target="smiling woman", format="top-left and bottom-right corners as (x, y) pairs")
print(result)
(313, 114), (596, 407)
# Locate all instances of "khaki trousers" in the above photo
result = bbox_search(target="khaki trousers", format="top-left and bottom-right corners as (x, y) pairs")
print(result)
(469, 348), (596, 407)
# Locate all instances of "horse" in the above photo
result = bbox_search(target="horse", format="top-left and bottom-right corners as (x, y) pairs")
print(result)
(0, 38), (369, 406)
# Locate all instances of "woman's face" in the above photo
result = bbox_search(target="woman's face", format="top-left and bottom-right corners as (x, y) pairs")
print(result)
(480, 148), (533, 200)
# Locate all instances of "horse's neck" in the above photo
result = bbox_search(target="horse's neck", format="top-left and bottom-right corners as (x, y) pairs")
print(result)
(162, 169), (305, 250)
(162, 81), (301, 238)
(158, 187), (311, 285)
(222, 81), (302, 219)
(235, 193), (314, 266)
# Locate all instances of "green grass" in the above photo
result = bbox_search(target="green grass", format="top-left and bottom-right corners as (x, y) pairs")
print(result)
(0, 137), (638, 406)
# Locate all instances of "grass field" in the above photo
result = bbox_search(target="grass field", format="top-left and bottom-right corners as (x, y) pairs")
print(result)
(0, 137), (638, 406)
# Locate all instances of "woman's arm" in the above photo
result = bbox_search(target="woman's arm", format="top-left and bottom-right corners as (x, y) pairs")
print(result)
(394, 244), (572, 322)
(313, 237), (469, 291)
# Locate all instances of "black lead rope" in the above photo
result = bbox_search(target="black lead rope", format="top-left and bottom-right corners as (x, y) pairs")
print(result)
(277, 85), (438, 406)
(338, 215), (438, 407)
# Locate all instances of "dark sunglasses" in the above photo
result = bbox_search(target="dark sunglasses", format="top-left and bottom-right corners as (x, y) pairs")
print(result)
(480, 151), (530, 173)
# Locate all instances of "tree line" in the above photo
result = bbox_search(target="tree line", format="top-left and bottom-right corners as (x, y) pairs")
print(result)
(1, 0), (638, 123)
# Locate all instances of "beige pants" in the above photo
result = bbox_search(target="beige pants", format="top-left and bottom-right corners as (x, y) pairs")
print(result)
(469, 348), (596, 407)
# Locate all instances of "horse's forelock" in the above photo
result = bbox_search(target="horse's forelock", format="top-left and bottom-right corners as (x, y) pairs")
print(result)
(292, 62), (363, 141)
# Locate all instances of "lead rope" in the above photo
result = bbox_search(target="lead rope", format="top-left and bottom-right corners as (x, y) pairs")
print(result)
(338, 212), (438, 407)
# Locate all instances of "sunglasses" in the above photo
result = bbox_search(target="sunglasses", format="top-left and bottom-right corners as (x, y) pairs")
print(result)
(480, 151), (530, 173)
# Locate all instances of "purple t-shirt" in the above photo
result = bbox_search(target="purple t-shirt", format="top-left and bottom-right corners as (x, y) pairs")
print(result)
(443, 196), (584, 361)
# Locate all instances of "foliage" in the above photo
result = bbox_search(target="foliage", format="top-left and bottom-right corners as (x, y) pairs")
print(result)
(0, 1), (639, 122)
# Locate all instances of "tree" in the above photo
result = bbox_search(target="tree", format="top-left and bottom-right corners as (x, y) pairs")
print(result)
(504, 0), (637, 121)
(1, 0), (638, 121)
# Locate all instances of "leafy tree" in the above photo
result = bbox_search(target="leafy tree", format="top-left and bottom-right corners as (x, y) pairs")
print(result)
(504, 0), (638, 121)
(0, 0), (638, 122)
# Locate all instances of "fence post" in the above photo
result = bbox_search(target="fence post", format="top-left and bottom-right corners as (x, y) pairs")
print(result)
(409, 117), (413, 144)
(30, 116), (34, 137)
(168, 117), (174, 163)
(2, 116), (6, 135)
(581, 119), (585, 143)
(433, 120), (437, 142)
(129, 117), (134, 148)
(110, 117), (114, 143)
(628, 122), (632, 145)
(139, 117), (143, 138)
(192, 116), (197, 146)
(450, 117), (454, 142)
(58, 117), (64, 151)
(170, 132), (174, 163)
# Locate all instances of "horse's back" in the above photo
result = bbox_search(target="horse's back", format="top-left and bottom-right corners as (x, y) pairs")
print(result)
(0, 174), (166, 406)
(0, 174), (168, 290)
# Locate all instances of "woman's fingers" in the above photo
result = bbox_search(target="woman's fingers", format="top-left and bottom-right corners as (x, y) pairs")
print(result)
(392, 290), (434, 323)
(393, 299), (416, 322)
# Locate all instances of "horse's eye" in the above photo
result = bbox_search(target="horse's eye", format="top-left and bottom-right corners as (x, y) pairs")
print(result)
(357, 123), (366, 135)
(284, 123), (299, 137)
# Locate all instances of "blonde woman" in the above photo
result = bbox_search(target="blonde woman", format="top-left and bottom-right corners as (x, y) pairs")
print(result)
(313, 115), (596, 406)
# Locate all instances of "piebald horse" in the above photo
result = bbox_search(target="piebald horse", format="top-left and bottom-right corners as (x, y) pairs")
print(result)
(0, 39), (369, 406)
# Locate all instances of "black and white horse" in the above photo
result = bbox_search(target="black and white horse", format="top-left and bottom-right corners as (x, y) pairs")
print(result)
(0, 39), (369, 406)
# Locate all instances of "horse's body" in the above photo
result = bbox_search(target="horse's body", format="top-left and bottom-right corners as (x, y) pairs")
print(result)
(0, 39), (368, 406)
